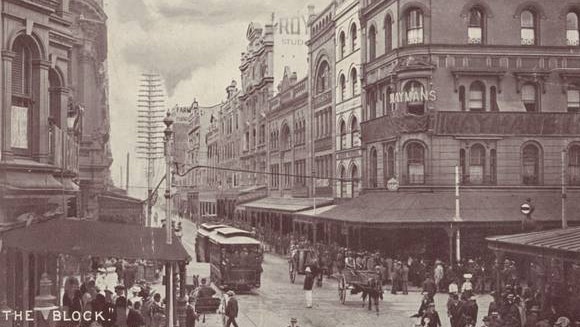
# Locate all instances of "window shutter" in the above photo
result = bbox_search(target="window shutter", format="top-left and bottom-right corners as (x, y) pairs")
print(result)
(12, 49), (23, 95)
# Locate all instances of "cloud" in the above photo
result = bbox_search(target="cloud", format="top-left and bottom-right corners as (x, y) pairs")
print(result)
(157, 0), (274, 25)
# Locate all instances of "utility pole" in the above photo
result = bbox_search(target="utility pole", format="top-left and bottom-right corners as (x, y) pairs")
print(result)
(136, 73), (165, 227)
(126, 152), (130, 191)
(163, 111), (174, 327)
(562, 149), (568, 229)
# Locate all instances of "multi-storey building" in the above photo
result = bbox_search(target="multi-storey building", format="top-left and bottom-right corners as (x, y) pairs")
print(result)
(334, 0), (362, 199)
(0, 0), (112, 320)
(308, 2), (337, 199)
(330, 0), (580, 258)
(239, 23), (273, 189)
(268, 68), (310, 198)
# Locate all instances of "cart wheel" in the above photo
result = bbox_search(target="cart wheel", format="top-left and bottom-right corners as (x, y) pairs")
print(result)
(338, 276), (346, 304)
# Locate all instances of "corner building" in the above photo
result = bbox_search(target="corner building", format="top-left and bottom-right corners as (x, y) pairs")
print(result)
(302, 0), (580, 260)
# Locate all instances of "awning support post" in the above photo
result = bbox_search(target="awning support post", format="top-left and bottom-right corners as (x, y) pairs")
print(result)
(455, 228), (461, 263)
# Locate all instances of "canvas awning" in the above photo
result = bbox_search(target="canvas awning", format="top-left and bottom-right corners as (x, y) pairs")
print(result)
(2, 218), (190, 262)
(295, 190), (580, 227)
(237, 197), (333, 213)
(487, 227), (580, 262)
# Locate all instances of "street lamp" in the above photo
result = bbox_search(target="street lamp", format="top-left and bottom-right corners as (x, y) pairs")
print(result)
(162, 111), (174, 327)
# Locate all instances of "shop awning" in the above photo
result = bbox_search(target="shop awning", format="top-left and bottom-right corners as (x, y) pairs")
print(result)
(297, 190), (580, 227)
(2, 218), (190, 262)
(237, 197), (333, 213)
(1, 171), (64, 193)
(487, 227), (580, 262)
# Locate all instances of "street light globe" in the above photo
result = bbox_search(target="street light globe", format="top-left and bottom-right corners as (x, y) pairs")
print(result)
(163, 111), (174, 128)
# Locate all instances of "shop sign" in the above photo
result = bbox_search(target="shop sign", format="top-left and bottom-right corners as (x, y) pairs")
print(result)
(389, 90), (437, 104)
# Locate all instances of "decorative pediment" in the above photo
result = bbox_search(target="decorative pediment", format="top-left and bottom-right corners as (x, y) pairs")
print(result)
(451, 68), (506, 93)
(513, 70), (550, 94)
(558, 71), (580, 93)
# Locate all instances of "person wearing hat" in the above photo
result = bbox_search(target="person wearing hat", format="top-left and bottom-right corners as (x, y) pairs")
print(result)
(303, 266), (315, 308)
(481, 316), (491, 327)
(523, 305), (541, 327)
(185, 297), (199, 327)
(225, 290), (239, 327)
(488, 312), (504, 327)
(420, 302), (442, 327)
(422, 275), (437, 300)
(500, 293), (521, 327)
(446, 293), (461, 327)
(461, 274), (474, 298)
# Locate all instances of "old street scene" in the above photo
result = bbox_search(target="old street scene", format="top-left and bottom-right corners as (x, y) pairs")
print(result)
(1, 0), (580, 327)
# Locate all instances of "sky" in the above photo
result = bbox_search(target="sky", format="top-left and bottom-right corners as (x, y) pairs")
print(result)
(104, 0), (329, 198)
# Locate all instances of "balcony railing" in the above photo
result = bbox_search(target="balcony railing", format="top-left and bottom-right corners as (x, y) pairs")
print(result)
(49, 125), (79, 175)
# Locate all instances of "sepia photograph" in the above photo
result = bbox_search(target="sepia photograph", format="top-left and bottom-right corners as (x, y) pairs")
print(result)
(0, 0), (580, 326)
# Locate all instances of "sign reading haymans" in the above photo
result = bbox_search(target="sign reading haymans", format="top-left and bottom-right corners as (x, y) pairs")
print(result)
(389, 89), (437, 105)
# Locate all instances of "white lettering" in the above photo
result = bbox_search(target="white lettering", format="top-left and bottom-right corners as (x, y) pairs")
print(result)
(25, 311), (33, 321)
(428, 90), (437, 101)
(93, 311), (105, 322)
(388, 90), (438, 104)
(52, 310), (62, 321)
(71, 311), (81, 321)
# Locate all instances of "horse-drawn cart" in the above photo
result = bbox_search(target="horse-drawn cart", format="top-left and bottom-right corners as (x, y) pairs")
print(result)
(336, 269), (381, 305)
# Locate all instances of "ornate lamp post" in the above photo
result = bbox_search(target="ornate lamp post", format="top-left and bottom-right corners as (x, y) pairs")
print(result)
(33, 273), (58, 327)
(163, 111), (174, 327)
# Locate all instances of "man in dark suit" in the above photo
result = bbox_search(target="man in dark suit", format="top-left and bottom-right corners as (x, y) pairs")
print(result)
(185, 297), (198, 327)
(225, 291), (239, 327)
(126, 301), (145, 327)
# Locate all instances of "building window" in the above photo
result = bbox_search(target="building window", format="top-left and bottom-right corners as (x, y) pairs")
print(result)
(368, 25), (377, 60)
(351, 164), (359, 198)
(385, 15), (393, 52)
(521, 83), (538, 112)
(404, 80), (426, 115)
(339, 31), (346, 59)
(368, 90), (377, 119)
(459, 86), (466, 111)
(468, 8), (484, 44)
(385, 87), (393, 116)
(350, 23), (357, 51)
(407, 142), (425, 184)
(350, 68), (358, 97)
(384, 145), (395, 183)
(351, 116), (360, 148)
(281, 124), (291, 150)
(283, 162), (292, 189)
(567, 12), (580, 46)
(406, 8), (424, 45)
(567, 86), (580, 113)
(339, 120), (347, 150)
(316, 61), (330, 94)
(569, 144), (580, 185)
(340, 74), (346, 101)
(460, 149), (467, 182)
(521, 10), (537, 45)
(270, 164), (279, 189)
(339, 165), (347, 198)
(490, 149), (497, 184)
(11, 37), (34, 155)
(469, 81), (486, 111)
(490, 86), (498, 111)
(469, 144), (486, 184)
(370, 147), (378, 188)
(522, 143), (541, 185)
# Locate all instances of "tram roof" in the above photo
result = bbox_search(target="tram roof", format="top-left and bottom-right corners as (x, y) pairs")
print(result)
(209, 234), (261, 245)
(215, 227), (254, 238)
(198, 223), (229, 236)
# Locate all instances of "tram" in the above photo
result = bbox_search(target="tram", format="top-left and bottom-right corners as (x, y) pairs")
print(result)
(207, 227), (262, 291)
(194, 223), (227, 262)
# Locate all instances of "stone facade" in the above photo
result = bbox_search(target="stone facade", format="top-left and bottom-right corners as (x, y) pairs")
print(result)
(359, 0), (580, 190)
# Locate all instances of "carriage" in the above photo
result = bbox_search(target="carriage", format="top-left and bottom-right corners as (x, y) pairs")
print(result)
(336, 269), (381, 305)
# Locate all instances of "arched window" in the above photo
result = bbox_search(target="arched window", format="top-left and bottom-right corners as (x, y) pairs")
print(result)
(368, 90), (377, 119)
(339, 165), (347, 198)
(407, 142), (425, 184)
(490, 149), (497, 184)
(385, 145), (395, 182)
(350, 68), (358, 97)
(339, 120), (347, 150)
(368, 25), (377, 60)
(351, 116), (360, 147)
(469, 144), (486, 184)
(340, 74), (346, 101)
(350, 23), (357, 51)
(459, 86), (466, 111)
(566, 12), (579, 46)
(315, 61), (330, 94)
(468, 7), (484, 44)
(521, 10), (537, 45)
(490, 86), (498, 111)
(49, 69), (62, 128)
(522, 83), (538, 112)
(569, 144), (580, 185)
(404, 80), (426, 115)
(11, 36), (36, 155)
(406, 8), (424, 45)
(567, 85), (580, 113)
(351, 164), (359, 198)
(370, 147), (378, 187)
(469, 81), (486, 111)
(385, 15), (393, 52)
(281, 124), (291, 150)
(522, 143), (541, 185)
(339, 31), (346, 59)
